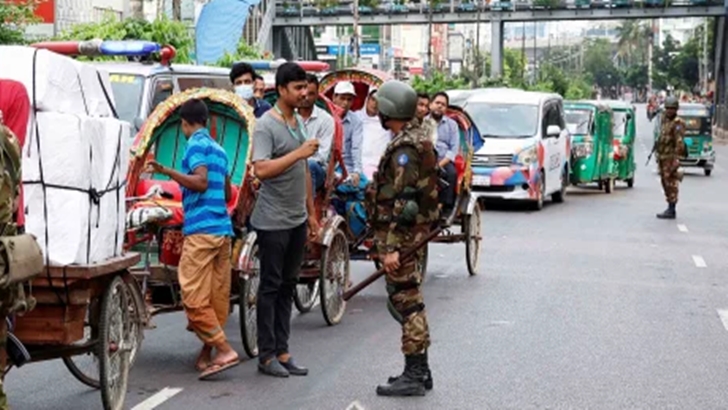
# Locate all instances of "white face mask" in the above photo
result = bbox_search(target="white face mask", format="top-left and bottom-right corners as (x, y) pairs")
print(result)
(235, 84), (254, 100)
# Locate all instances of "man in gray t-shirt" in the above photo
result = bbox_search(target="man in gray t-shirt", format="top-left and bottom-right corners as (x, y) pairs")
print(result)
(250, 63), (319, 379)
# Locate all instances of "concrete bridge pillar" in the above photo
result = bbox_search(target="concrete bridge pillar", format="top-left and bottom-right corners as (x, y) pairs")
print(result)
(490, 18), (504, 78)
(713, 16), (727, 105)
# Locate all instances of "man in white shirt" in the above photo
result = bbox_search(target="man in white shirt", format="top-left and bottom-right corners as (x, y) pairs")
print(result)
(356, 88), (391, 180)
(299, 74), (335, 192)
(332, 81), (364, 187)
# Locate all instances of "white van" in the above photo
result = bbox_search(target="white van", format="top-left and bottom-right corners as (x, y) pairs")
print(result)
(464, 89), (570, 210)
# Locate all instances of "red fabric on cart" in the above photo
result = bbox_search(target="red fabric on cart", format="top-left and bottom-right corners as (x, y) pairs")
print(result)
(0, 79), (30, 228)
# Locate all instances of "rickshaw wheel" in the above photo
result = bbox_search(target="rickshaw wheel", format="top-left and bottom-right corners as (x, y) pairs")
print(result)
(239, 243), (260, 358)
(98, 276), (131, 410)
(463, 203), (482, 276)
(294, 280), (320, 313)
(319, 229), (350, 326)
(704, 169), (712, 176)
(63, 301), (101, 389)
(604, 178), (615, 194)
(123, 280), (145, 369)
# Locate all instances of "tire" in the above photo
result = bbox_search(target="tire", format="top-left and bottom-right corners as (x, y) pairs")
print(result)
(626, 176), (634, 188)
(239, 243), (259, 359)
(293, 281), (320, 313)
(532, 171), (545, 211)
(122, 280), (145, 369)
(319, 229), (350, 326)
(552, 165), (568, 203)
(604, 178), (614, 194)
(98, 276), (131, 410)
(705, 168), (712, 176)
(463, 202), (482, 276)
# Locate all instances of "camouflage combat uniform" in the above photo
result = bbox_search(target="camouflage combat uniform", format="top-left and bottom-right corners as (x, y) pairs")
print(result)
(368, 121), (439, 356)
(0, 123), (22, 410)
(656, 116), (686, 204)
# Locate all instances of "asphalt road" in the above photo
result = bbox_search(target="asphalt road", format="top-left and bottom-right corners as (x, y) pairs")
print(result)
(8, 104), (728, 410)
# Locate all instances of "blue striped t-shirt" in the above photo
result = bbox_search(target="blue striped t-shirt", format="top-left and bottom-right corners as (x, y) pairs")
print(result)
(181, 128), (234, 237)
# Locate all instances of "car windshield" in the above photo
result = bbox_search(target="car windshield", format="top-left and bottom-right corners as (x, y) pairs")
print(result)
(682, 116), (711, 134)
(564, 109), (592, 135)
(466, 102), (539, 138)
(108, 73), (144, 125)
(612, 111), (629, 137)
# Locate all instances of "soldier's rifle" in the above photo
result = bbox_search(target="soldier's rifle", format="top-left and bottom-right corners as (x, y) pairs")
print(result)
(342, 226), (444, 301)
(646, 142), (656, 166)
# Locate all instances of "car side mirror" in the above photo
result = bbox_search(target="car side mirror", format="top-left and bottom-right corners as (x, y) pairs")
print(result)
(133, 117), (144, 131)
(546, 125), (561, 138)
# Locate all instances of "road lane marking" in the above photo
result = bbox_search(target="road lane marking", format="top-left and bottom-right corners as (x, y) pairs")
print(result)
(717, 309), (728, 331)
(692, 255), (707, 268)
(677, 224), (688, 232)
(346, 400), (366, 410)
(131, 387), (183, 410)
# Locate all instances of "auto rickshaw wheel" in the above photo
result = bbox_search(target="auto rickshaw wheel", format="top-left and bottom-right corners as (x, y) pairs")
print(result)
(239, 242), (260, 358)
(319, 229), (350, 326)
(294, 280), (320, 313)
(626, 176), (635, 188)
(705, 169), (712, 176)
(604, 178), (614, 194)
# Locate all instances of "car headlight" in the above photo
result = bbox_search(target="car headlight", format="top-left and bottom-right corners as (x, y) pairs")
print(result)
(515, 145), (537, 166)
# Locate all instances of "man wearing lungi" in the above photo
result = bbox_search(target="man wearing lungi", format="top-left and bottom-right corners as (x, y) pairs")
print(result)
(146, 98), (239, 380)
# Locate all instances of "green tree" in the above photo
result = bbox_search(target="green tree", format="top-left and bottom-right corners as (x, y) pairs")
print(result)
(583, 38), (621, 91)
(411, 71), (468, 95)
(212, 38), (270, 67)
(0, 0), (38, 45)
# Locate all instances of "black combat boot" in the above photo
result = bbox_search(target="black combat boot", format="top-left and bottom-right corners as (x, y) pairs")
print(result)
(377, 354), (427, 396)
(656, 202), (676, 219)
(387, 350), (433, 390)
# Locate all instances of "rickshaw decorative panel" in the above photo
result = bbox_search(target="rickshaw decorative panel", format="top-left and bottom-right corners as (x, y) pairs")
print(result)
(319, 69), (389, 113)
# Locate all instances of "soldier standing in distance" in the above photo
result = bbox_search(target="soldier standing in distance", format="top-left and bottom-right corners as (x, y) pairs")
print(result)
(365, 80), (439, 397)
(656, 96), (686, 219)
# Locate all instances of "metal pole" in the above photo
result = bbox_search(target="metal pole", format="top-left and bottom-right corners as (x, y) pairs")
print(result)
(353, 0), (360, 66)
(648, 19), (655, 94)
(427, 1), (434, 76)
(703, 17), (709, 93)
(533, 22), (538, 81)
(475, 2), (481, 79)
(521, 21), (526, 83)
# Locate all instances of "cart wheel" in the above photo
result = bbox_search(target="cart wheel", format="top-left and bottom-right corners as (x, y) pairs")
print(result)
(98, 276), (132, 410)
(239, 243), (259, 358)
(63, 301), (101, 389)
(463, 203), (482, 276)
(294, 280), (320, 313)
(319, 229), (350, 326)
(123, 280), (145, 368)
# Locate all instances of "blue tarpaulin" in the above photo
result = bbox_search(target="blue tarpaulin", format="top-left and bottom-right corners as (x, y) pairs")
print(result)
(195, 0), (261, 65)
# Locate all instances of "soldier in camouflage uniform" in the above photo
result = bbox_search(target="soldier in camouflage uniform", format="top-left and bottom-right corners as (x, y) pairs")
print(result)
(0, 111), (23, 410)
(365, 81), (440, 397)
(656, 96), (686, 219)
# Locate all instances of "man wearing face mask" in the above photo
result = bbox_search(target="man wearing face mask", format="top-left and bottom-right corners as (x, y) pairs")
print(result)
(428, 92), (459, 217)
(332, 81), (364, 187)
(230, 62), (272, 118)
(364, 80), (439, 397)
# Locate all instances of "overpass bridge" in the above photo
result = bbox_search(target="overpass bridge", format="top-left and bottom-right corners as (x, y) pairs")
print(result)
(255, 1), (728, 107)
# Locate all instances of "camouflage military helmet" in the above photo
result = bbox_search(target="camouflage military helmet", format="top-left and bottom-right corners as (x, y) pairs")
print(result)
(376, 80), (418, 120)
(664, 96), (679, 109)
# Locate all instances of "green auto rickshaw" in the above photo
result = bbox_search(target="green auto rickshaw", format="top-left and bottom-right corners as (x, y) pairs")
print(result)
(565, 101), (618, 193)
(602, 100), (637, 187)
(652, 102), (715, 176)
